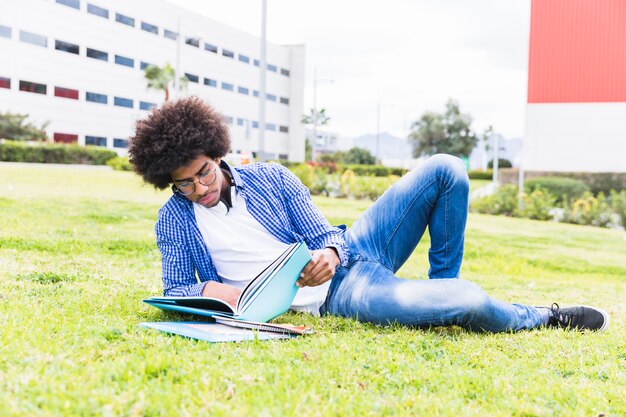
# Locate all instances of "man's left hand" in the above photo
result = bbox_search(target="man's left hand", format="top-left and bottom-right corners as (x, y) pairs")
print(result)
(297, 247), (340, 288)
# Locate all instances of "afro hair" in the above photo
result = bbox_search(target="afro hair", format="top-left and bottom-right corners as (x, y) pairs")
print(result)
(128, 96), (231, 189)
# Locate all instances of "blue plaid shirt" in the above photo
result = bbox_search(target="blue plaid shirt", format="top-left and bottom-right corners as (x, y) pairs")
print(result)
(155, 162), (350, 296)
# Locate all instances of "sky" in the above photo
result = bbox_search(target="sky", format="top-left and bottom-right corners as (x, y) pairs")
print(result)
(167, 0), (532, 140)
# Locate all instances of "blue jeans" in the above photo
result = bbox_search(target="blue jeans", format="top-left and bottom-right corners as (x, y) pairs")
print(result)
(320, 154), (544, 332)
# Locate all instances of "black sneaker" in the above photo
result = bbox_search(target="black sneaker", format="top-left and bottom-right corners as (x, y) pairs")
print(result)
(547, 303), (610, 331)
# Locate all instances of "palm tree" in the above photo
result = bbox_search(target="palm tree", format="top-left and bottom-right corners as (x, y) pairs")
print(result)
(143, 63), (188, 101)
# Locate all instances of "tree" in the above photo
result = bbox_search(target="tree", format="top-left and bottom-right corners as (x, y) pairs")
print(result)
(408, 99), (478, 158)
(343, 147), (376, 165)
(301, 108), (331, 126)
(143, 63), (188, 101)
(0, 112), (48, 141)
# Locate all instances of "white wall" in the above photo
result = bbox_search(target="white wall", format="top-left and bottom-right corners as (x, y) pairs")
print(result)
(0, 0), (305, 160)
(524, 103), (626, 172)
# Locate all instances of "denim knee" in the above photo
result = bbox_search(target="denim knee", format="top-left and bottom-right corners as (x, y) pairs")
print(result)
(427, 154), (469, 187)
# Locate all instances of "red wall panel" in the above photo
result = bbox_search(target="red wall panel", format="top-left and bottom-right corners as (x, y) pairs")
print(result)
(528, 0), (626, 103)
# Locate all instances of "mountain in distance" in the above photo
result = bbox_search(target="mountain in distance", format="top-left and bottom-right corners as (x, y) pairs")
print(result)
(351, 132), (413, 160)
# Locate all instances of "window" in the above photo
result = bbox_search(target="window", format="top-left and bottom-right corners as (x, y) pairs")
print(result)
(236, 118), (245, 126)
(266, 123), (276, 131)
(56, 0), (80, 10)
(237, 86), (249, 95)
(185, 37), (200, 47)
(266, 94), (276, 102)
(55, 39), (79, 55)
(54, 86), (79, 99)
(140, 61), (152, 70)
(19, 30), (47, 47)
(204, 43), (218, 53)
(113, 138), (128, 148)
(280, 68), (290, 77)
(204, 78), (216, 87)
(267, 64), (277, 72)
(253, 90), (259, 97)
(252, 121), (259, 128)
(115, 55), (134, 68)
(85, 135), (107, 147)
(54, 133), (78, 144)
(139, 101), (156, 111)
(115, 13), (135, 27)
(114, 96), (133, 108)
(0, 76), (11, 89)
(222, 49), (234, 58)
(184, 73), (199, 83)
(279, 126), (289, 133)
(164, 29), (177, 40)
(141, 21), (158, 35)
(87, 3), (109, 18)
(253, 59), (259, 67)
(280, 97), (289, 105)
(225, 116), (233, 125)
(19, 80), (46, 95)
(87, 48), (108, 61)
(221, 82), (233, 91)
(86, 91), (107, 104)
(0, 25), (11, 39)
(238, 54), (249, 64)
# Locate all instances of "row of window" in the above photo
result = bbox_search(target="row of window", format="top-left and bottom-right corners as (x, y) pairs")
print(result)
(0, 25), (289, 106)
(53, 132), (129, 149)
(0, 76), (156, 110)
(0, 76), (290, 134)
(183, 72), (289, 104)
(54, 0), (290, 76)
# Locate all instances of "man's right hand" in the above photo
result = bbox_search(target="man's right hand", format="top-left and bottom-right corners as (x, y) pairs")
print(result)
(202, 281), (242, 309)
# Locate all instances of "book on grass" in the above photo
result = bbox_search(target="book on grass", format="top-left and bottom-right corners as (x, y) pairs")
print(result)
(143, 242), (311, 323)
(139, 321), (297, 343)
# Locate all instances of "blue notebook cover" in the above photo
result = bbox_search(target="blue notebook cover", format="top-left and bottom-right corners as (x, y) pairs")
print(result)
(144, 242), (311, 323)
(139, 322), (292, 343)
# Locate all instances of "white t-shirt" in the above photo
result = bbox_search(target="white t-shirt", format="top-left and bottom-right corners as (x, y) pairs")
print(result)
(193, 187), (330, 316)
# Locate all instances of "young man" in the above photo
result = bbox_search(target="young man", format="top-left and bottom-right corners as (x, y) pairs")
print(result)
(129, 96), (609, 332)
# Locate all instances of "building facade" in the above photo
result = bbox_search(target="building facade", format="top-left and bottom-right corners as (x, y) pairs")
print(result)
(0, 0), (306, 160)
(524, 0), (626, 172)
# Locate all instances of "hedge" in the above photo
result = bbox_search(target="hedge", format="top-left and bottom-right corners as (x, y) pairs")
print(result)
(0, 141), (117, 165)
(524, 176), (589, 203)
(499, 169), (626, 194)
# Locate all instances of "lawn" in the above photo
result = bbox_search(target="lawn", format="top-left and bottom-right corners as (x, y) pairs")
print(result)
(0, 162), (625, 417)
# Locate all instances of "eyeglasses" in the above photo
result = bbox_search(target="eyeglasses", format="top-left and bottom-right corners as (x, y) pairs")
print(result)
(173, 166), (218, 196)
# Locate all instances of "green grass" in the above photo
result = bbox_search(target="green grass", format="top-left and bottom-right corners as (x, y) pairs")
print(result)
(1, 163), (625, 417)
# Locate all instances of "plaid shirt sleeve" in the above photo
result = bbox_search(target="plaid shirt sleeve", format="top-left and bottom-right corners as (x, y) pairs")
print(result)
(274, 165), (350, 266)
(155, 203), (210, 297)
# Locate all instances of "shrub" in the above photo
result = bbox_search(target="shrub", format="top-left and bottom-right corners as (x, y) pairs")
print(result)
(470, 185), (519, 216)
(608, 190), (626, 229)
(346, 175), (398, 201)
(562, 192), (617, 228)
(518, 189), (557, 221)
(0, 141), (117, 165)
(107, 156), (132, 171)
(340, 164), (407, 177)
(525, 176), (589, 203)
(488, 158), (512, 169)
(468, 170), (493, 180)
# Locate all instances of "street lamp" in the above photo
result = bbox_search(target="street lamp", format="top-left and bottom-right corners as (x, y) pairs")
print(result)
(311, 68), (334, 162)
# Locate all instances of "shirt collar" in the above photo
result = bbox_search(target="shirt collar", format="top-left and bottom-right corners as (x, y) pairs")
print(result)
(219, 159), (244, 191)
